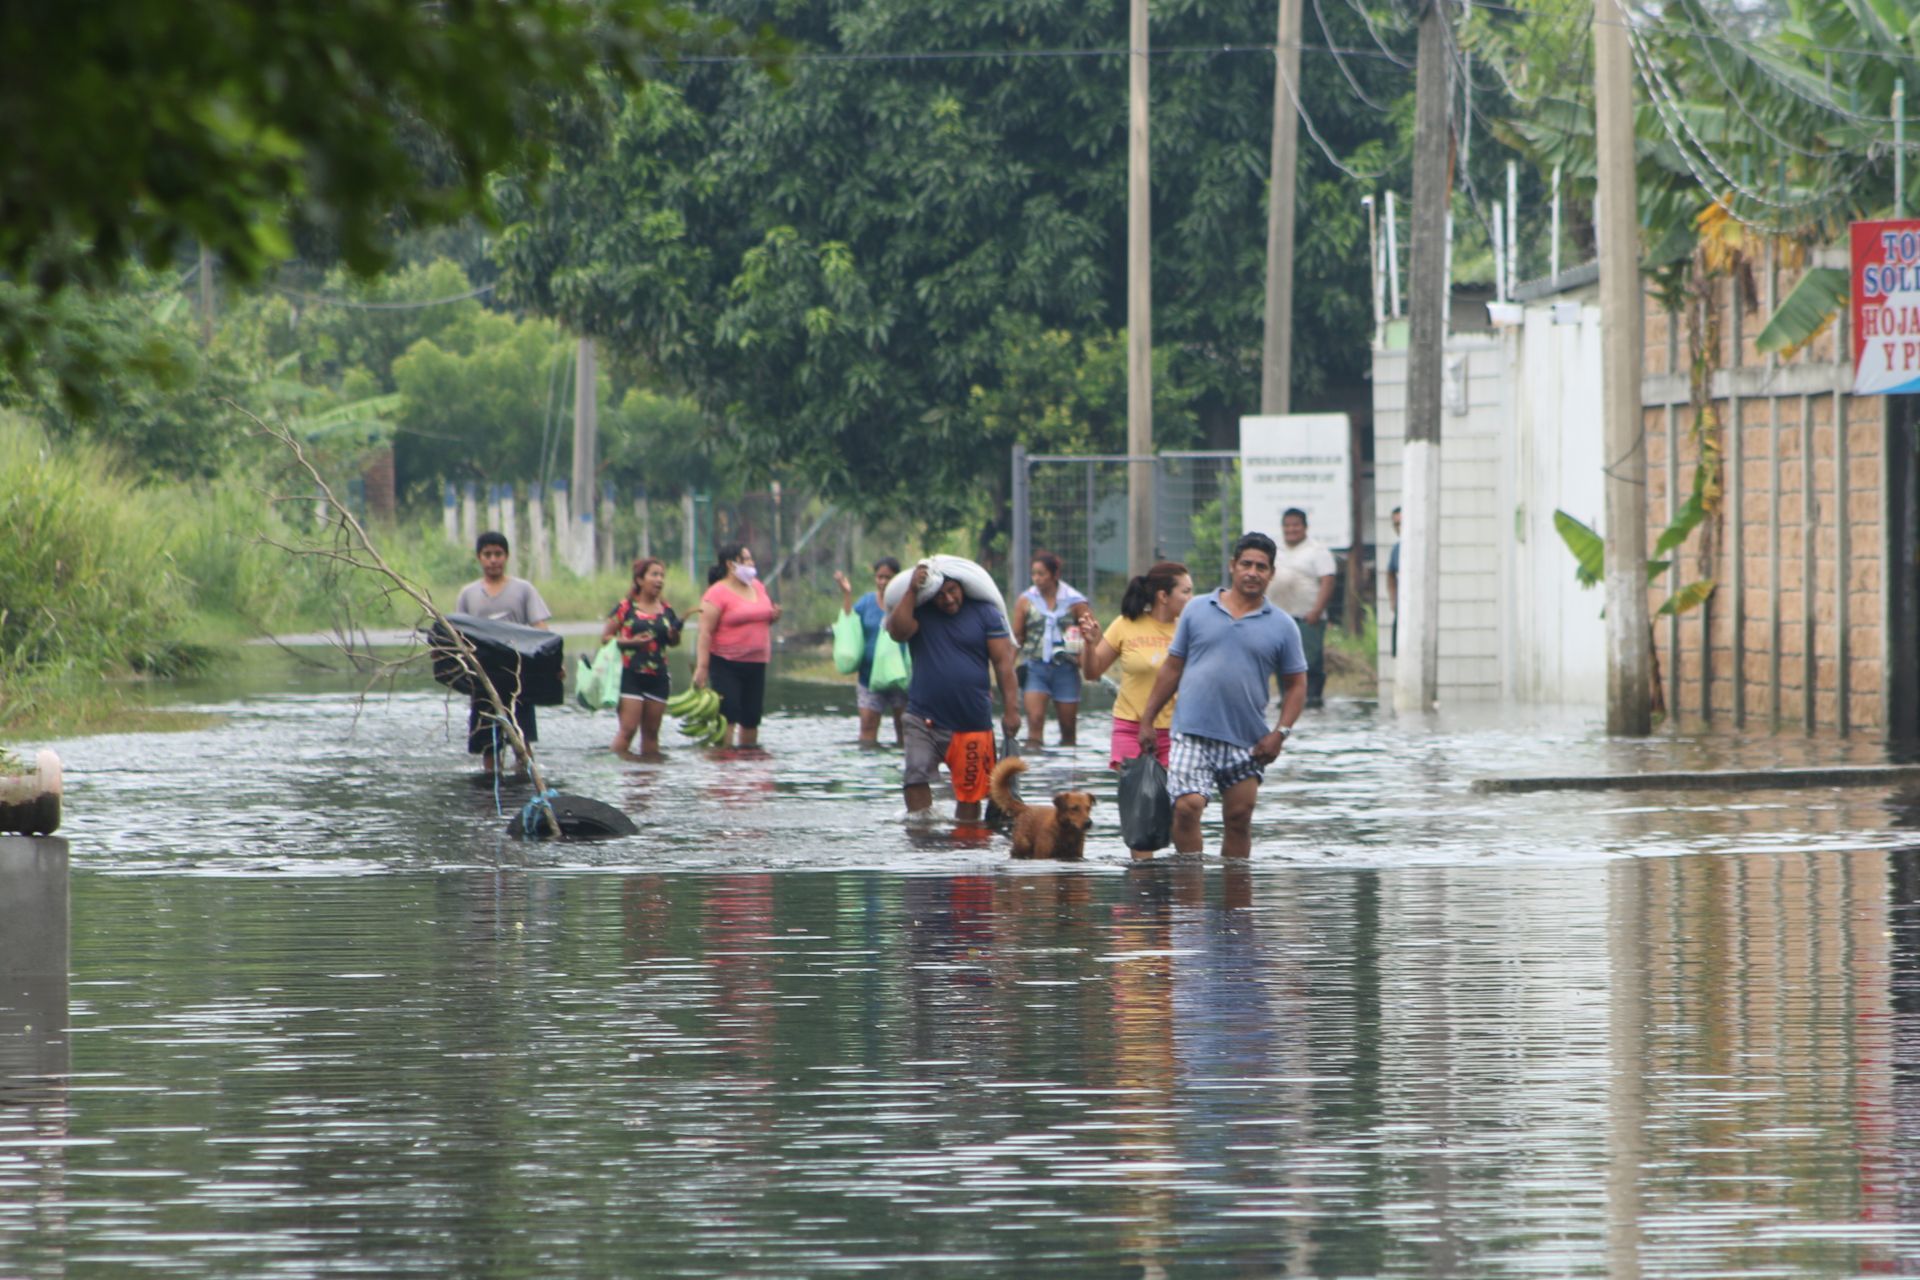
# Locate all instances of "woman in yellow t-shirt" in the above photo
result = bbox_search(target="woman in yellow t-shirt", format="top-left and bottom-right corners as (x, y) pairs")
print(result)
(1076, 561), (1194, 771)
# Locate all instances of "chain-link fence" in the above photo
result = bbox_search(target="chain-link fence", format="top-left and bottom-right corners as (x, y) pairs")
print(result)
(1011, 449), (1241, 610)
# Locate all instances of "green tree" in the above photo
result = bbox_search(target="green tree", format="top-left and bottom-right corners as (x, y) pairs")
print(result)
(602, 389), (729, 496)
(0, 281), (256, 478)
(389, 309), (574, 490)
(495, 0), (1405, 536)
(275, 260), (489, 393)
(1, 0), (778, 407)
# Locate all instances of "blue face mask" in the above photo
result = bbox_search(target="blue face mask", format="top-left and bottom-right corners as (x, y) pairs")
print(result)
(733, 564), (759, 583)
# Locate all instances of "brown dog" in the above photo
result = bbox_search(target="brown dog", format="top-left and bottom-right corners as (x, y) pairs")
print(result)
(989, 757), (1095, 860)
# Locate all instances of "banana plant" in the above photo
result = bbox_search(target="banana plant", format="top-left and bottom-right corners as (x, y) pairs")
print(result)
(1553, 462), (1716, 616)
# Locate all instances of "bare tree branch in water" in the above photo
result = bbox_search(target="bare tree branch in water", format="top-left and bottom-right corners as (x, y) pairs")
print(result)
(244, 404), (560, 831)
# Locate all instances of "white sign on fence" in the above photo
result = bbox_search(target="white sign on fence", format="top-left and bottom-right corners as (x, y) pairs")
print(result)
(1238, 414), (1353, 549)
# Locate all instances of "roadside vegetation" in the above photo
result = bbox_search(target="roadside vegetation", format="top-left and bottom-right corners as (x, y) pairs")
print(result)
(0, 412), (721, 735)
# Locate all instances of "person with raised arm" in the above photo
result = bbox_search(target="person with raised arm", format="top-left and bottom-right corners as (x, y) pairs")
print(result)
(885, 563), (1022, 821)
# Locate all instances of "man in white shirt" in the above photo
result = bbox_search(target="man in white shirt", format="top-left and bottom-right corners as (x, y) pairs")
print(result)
(1266, 508), (1337, 707)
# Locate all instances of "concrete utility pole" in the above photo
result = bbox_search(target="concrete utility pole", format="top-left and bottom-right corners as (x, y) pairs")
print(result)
(1127, 0), (1155, 573)
(1595, 0), (1652, 733)
(570, 337), (598, 575)
(1393, 0), (1453, 715)
(1260, 0), (1303, 416)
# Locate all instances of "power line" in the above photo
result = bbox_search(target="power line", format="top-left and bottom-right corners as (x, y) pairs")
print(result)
(270, 282), (497, 310)
(1310, 0), (1397, 113)
(1275, 32), (1390, 181)
(1658, 0), (1920, 138)
(1338, 0), (1413, 69)
(1467, 0), (1920, 73)
(1627, 25), (1871, 231)
(654, 38), (1416, 67)
(1672, 1), (1829, 160)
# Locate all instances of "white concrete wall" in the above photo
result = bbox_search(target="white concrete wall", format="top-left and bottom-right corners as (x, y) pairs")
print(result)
(1373, 303), (1609, 710)
(1507, 304), (1607, 706)
(1374, 335), (1510, 706)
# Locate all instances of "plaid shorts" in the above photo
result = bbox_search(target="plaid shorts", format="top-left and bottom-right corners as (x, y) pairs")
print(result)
(1166, 732), (1265, 799)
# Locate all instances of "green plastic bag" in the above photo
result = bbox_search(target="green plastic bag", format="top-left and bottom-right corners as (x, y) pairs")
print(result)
(832, 609), (865, 675)
(869, 631), (912, 694)
(574, 639), (623, 711)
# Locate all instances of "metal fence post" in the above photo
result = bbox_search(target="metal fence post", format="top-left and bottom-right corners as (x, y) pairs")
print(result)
(1218, 466), (1236, 589)
(1010, 445), (1030, 604)
(1153, 457), (1168, 562)
(1085, 464), (1098, 595)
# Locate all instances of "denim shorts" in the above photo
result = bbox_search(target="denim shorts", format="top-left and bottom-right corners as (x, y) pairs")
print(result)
(1021, 657), (1081, 703)
(856, 681), (907, 714)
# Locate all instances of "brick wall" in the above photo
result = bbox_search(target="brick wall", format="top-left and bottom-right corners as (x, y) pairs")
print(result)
(1642, 254), (1885, 735)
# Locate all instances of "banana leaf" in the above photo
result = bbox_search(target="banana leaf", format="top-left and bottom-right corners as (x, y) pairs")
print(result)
(1657, 580), (1717, 616)
(1553, 510), (1605, 589)
(1755, 267), (1847, 357)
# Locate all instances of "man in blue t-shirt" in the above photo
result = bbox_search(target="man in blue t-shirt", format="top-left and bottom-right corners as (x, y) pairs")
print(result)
(1138, 532), (1308, 858)
(886, 563), (1022, 820)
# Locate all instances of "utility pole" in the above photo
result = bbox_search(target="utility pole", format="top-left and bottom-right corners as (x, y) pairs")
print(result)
(1393, 0), (1453, 715)
(1260, 0), (1302, 416)
(570, 337), (598, 576)
(1595, 0), (1652, 733)
(1127, 0), (1155, 573)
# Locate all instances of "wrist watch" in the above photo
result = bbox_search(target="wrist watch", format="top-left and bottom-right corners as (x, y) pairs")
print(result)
(1274, 725), (1292, 742)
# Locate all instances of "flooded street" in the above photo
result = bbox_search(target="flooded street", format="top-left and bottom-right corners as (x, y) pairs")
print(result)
(7, 657), (1920, 1275)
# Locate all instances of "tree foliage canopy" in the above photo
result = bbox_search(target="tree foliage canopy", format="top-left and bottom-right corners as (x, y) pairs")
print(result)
(0, 0), (779, 405)
(495, 0), (1404, 533)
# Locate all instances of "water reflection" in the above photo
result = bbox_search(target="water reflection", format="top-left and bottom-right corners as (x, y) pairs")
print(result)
(0, 854), (1913, 1274)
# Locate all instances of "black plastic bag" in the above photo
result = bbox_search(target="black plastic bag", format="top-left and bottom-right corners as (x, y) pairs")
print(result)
(1118, 753), (1173, 852)
(428, 613), (566, 707)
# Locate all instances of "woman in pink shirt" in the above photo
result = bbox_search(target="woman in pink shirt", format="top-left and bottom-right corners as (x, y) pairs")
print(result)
(692, 543), (782, 748)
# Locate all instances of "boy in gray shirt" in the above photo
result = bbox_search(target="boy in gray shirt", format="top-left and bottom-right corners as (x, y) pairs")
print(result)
(454, 531), (551, 772)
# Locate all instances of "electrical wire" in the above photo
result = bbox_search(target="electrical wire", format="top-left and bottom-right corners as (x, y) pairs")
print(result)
(1275, 35), (1390, 181)
(1628, 25), (1873, 231)
(1663, 0), (1920, 137)
(1467, 0), (1920, 70)
(1311, 0), (1397, 113)
(270, 282), (497, 310)
(1669, 1), (1829, 160)
(1339, 0), (1414, 69)
(1467, 0), (1593, 112)
(653, 37), (1416, 68)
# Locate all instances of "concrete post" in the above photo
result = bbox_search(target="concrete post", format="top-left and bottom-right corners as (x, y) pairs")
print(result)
(1126, 0), (1156, 575)
(1596, 0), (1652, 734)
(1260, 0), (1302, 416)
(1393, 0), (1453, 716)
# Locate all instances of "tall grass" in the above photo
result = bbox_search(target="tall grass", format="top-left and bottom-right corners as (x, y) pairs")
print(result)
(1, 408), (901, 734)
(0, 417), (203, 680)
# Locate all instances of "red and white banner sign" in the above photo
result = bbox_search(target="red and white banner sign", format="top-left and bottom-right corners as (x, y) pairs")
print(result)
(1852, 219), (1920, 395)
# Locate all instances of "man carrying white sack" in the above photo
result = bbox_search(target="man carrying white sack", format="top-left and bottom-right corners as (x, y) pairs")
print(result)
(885, 560), (1022, 821)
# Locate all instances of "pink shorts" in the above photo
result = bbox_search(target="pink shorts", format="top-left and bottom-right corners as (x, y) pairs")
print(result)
(1109, 717), (1171, 770)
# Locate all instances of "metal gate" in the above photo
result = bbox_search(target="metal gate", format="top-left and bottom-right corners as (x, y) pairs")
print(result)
(1010, 448), (1241, 607)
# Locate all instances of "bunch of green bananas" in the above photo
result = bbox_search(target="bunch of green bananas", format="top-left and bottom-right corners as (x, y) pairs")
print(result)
(664, 686), (728, 747)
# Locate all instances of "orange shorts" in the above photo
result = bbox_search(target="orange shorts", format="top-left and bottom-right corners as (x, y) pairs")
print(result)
(903, 718), (997, 804)
(944, 731), (996, 805)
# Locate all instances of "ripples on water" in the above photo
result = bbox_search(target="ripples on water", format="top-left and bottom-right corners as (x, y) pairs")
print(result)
(5, 662), (1920, 1275)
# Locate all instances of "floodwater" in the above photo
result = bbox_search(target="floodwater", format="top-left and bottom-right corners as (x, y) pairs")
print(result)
(6, 653), (1920, 1276)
